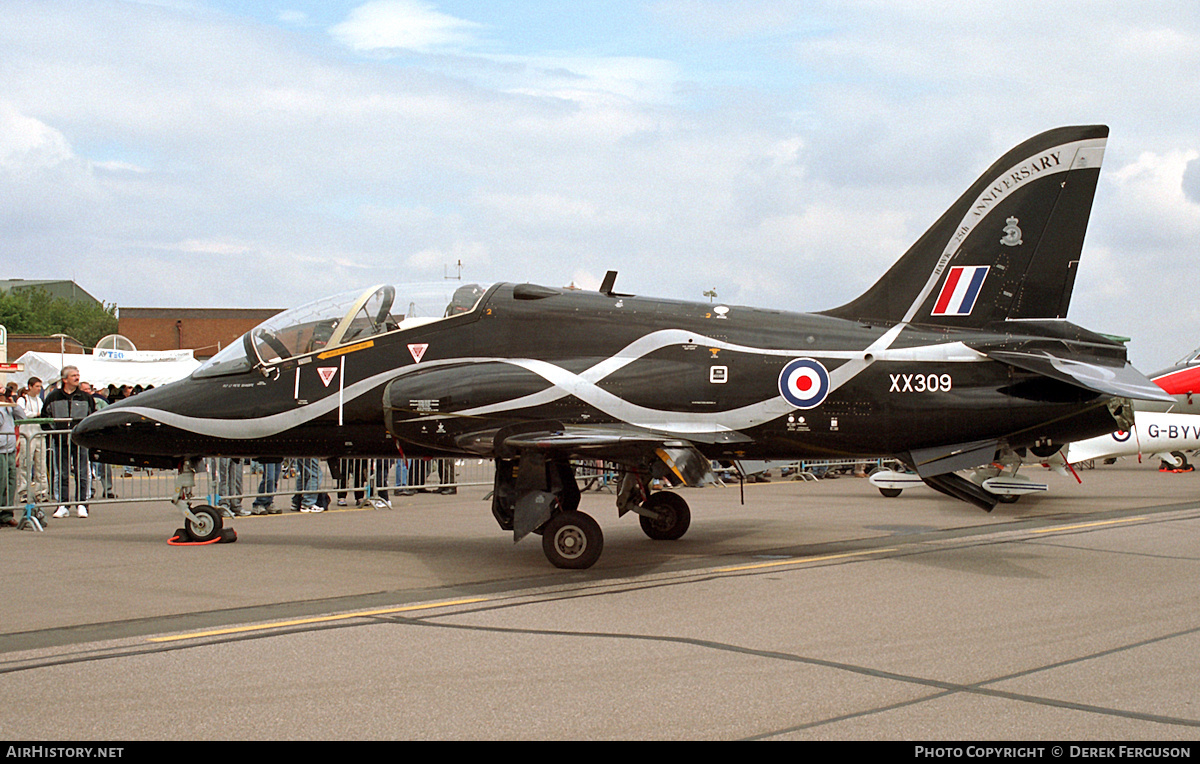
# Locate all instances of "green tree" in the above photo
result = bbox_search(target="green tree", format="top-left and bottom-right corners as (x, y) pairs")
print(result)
(0, 287), (118, 347)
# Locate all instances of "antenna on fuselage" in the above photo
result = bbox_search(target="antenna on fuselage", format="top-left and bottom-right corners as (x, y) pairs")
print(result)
(599, 270), (618, 296)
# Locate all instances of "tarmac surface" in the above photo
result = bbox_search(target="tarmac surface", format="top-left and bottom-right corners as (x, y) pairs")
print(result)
(1, 460), (1198, 740)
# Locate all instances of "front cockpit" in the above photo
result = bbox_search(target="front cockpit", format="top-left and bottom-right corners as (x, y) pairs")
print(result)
(193, 282), (490, 379)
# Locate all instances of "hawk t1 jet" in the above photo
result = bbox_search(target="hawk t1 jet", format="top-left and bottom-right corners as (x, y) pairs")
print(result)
(74, 125), (1172, 568)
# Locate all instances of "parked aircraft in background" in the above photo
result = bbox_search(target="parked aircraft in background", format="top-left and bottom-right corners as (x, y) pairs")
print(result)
(1143, 347), (1200, 414)
(74, 125), (1172, 568)
(1064, 410), (1200, 470)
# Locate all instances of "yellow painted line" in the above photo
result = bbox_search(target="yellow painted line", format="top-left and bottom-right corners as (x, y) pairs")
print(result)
(715, 548), (895, 573)
(1030, 517), (1146, 534)
(147, 598), (489, 643)
(318, 339), (374, 360)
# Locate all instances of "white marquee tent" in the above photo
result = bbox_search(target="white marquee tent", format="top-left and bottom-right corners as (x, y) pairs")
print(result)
(9, 349), (200, 390)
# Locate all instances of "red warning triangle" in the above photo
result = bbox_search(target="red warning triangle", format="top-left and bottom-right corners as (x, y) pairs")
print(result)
(408, 343), (428, 363)
(317, 367), (338, 387)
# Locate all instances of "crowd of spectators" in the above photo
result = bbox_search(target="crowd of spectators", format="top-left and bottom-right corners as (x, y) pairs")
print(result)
(2, 366), (462, 527)
(1, 370), (155, 525)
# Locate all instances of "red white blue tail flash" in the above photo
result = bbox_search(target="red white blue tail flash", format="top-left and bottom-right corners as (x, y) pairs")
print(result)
(932, 266), (989, 316)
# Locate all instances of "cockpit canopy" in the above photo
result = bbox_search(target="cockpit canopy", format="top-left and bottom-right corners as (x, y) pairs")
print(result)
(193, 282), (489, 378)
(1176, 345), (1200, 367)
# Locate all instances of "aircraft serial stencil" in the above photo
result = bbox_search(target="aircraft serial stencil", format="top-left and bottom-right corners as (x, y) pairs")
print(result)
(74, 125), (1172, 569)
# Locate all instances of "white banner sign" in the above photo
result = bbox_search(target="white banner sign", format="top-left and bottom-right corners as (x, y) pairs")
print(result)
(94, 348), (195, 362)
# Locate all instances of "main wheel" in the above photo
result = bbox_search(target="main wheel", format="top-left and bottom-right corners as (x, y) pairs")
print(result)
(997, 494), (1020, 504)
(639, 491), (691, 540)
(541, 510), (603, 569)
(879, 487), (902, 498)
(1172, 451), (1192, 471)
(185, 505), (224, 542)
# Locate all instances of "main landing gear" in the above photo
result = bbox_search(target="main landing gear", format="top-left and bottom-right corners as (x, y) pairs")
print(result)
(637, 490), (691, 540)
(541, 510), (604, 569)
(491, 455), (693, 569)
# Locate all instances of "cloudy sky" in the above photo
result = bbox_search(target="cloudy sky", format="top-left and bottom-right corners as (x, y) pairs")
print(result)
(3, 0), (1199, 370)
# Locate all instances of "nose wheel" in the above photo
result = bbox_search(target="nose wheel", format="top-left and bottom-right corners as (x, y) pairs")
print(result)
(184, 505), (224, 542)
(169, 463), (237, 544)
(541, 510), (603, 569)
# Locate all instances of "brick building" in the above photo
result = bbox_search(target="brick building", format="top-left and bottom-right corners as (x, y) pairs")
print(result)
(118, 308), (283, 360)
(6, 334), (88, 359)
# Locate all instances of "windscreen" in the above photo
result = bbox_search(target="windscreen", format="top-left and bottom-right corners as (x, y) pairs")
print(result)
(192, 282), (490, 378)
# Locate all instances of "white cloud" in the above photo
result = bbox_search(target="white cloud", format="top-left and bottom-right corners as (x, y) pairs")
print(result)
(176, 238), (257, 256)
(278, 10), (309, 25)
(499, 55), (682, 106)
(1105, 150), (1200, 249)
(330, 1), (482, 52)
(0, 101), (74, 172)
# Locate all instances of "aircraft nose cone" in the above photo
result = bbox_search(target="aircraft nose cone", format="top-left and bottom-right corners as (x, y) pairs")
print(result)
(71, 408), (115, 450)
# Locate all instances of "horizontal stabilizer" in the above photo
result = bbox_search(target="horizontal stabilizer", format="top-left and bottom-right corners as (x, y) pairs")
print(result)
(983, 350), (1174, 403)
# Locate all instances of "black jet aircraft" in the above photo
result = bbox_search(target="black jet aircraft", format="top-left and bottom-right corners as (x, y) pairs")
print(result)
(74, 125), (1172, 568)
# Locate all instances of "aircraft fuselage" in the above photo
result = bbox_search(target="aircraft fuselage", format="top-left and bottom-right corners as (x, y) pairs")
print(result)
(76, 283), (1118, 467)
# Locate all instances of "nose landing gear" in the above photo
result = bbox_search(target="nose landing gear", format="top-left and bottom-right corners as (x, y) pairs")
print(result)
(171, 459), (238, 545)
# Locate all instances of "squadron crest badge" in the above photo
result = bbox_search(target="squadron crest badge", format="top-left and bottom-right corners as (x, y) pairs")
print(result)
(1001, 216), (1023, 247)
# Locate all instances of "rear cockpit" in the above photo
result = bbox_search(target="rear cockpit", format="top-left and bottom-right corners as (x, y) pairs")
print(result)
(1174, 345), (1200, 367)
(193, 282), (490, 378)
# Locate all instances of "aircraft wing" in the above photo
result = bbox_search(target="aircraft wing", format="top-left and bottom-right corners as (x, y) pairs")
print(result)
(980, 349), (1175, 403)
(455, 422), (714, 487)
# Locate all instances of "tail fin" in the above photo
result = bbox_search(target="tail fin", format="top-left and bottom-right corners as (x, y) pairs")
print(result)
(822, 125), (1108, 328)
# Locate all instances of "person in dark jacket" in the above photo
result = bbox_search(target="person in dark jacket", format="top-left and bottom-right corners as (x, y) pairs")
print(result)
(42, 366), (95, 518)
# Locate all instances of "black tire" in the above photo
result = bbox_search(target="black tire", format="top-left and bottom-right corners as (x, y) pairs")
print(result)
(185, 505), (224, 542)
(997, 494), (1020, 504)
(639, 491), (692, 540)
(879, 487), (902, 498)
(1172, 452), (1190, 470)
(541, 511), (603, 569)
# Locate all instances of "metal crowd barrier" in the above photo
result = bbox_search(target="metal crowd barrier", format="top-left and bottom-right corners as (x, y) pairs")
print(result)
(2, 419), (900, 531)
(198, 455), (495, 513)
(795, 458), (900, 480)
(2, 418), (495, 527)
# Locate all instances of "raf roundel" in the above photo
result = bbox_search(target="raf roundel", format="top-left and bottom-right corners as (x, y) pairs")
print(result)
(779, 358), (830, 409)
